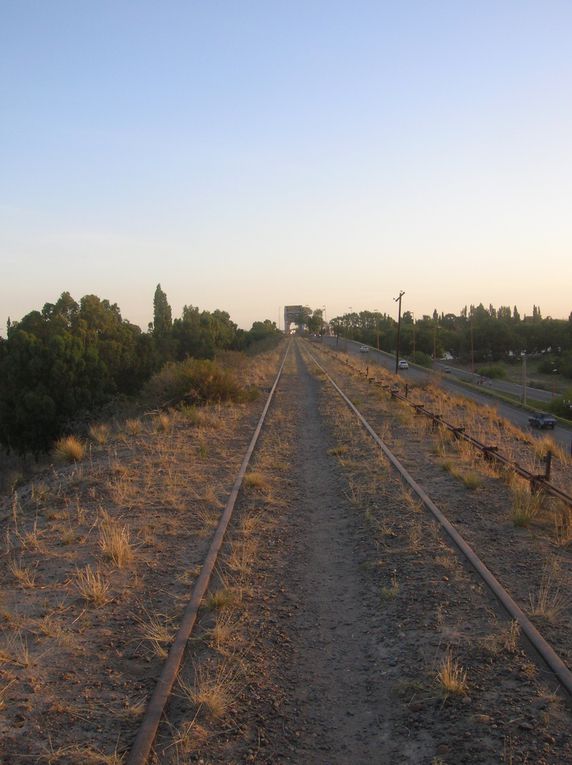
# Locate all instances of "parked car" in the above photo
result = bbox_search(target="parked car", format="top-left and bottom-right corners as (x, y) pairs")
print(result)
(359, 345), (369, 353)
(528, 412), (556, 429)
(398, 359), (409, 369)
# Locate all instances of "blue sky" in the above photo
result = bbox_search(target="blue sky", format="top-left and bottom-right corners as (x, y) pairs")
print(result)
(1, 1), (571, 331)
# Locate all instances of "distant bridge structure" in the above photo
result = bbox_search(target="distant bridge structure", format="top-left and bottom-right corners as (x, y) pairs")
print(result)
(284, 305), (311, 334)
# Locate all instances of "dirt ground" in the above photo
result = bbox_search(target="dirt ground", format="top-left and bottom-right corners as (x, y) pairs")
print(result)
(1, 339), (572, 763)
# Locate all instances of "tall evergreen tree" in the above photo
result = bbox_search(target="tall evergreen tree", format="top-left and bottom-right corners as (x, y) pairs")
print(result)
(153, 284), (172, 337)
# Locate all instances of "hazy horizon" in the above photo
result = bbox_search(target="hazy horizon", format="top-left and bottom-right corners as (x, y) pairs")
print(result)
(2, 2), (571, 332)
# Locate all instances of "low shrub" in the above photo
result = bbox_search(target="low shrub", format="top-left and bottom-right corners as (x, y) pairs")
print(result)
(143, 358), (256, 408)
(412, 351), (433, 368)
(476, 364), (506, 380)
(549, 391), (572, 420)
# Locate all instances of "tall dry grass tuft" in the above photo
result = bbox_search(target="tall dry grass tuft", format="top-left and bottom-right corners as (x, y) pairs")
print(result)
(54, 436), (85, 462)
(75, 565), (111, 606)
(136, 611), (175, 658)
(88, 423), (111, 445)
(179, 662), (238, 719)
(529, 562), (569, 622)
(510, 484), (542, 527)
(124, 418), (143, 436)
(99, 512), (133, 568)
(9, 558), (37, 588)
(437, 650), (468, 696)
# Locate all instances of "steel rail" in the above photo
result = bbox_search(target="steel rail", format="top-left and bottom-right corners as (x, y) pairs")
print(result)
(322, 346), (572, 509)
(126, 342), (291, 765)
(305, 346), (572, 698)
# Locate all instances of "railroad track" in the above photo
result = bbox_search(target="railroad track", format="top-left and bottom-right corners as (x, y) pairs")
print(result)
(125, 337), (572, 763)
(126, 342), (291, 765)
(301, 341), (572, 697)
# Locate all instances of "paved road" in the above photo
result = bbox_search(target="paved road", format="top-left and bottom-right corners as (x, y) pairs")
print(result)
(432, 361), (555, 403)
(319, 336), (572, 452)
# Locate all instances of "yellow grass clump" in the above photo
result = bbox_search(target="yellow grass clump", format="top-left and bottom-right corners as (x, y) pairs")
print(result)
(54, 436), (85, 462)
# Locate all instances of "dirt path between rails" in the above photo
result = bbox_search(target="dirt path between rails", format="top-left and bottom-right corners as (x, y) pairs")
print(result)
(273, 343), (389, 762)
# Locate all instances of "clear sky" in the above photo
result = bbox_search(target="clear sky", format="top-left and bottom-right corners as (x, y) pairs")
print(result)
(2, 1), (571, 332)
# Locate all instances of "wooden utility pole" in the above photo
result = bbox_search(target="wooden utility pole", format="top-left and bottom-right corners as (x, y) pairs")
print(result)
(394, 291), (405, 373)
(470, 314), (475, 375)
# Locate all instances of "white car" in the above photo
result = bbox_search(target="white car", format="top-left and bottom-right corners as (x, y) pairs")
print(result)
(398, 359), (409, 369)
(359, 345), (369, 353)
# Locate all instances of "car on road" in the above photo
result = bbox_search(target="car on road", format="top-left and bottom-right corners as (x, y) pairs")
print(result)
(398, 359), (409, 369)
(359, 345), (369, 353)
(528, 412), (556, 429)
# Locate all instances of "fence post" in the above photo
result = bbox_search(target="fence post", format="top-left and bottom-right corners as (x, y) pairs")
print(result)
(545, 451), (552, 481)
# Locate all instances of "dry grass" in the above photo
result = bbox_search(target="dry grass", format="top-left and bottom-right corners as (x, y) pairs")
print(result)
(75, 565), (111, 606)
(18, 520), (46, 552)
(39, 743), (124, 765)
(408, 521), (422, 552)
(155, 413), (172, 432)
(381, 570), (400, 600)
(243, 471), (268, 491)
(482, 620), (520, 655)
(227, 538), (257, 576)
(9, 558), (37, 588)
(327, 444), (349, 456)
(179, 661), (237, 719)
(31, 481), (50, 504)
(209, 611), (242, 654)
(99, 512), (133, 568)
(89, 423), (111, 445)
(510, 486), (542, 527)
(124, 418), (143, 435)
(136, 611), (175, 658)
(528, 563), (569, 623)
(206, 588), (240, 611)
(54, 436), (85, 462)
(437, 650), (468, 696)
(2, 630), (31, 668)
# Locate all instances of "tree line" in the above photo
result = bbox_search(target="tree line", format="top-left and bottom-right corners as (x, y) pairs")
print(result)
(0, 285), (281, 455)
(326, 304), (572, 366)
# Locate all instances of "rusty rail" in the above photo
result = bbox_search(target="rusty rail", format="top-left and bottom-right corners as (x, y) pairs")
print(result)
(324, 346), (572, 509)
(126, 342), (291, 765)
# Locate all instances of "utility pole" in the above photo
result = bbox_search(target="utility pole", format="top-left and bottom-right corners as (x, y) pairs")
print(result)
(522, 353), (527, 406)
(394, 291), (405, 373)
(470, 313), (475, 375)
(412, 312), (416, 357)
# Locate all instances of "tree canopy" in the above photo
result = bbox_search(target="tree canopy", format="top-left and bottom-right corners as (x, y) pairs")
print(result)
(0, 287), (281, 454)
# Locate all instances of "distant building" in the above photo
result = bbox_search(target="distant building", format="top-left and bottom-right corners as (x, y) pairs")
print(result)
(284, 305), (311, 334)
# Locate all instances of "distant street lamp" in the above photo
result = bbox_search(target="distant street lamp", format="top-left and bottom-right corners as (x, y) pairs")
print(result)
(394, 291), (405, 373)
